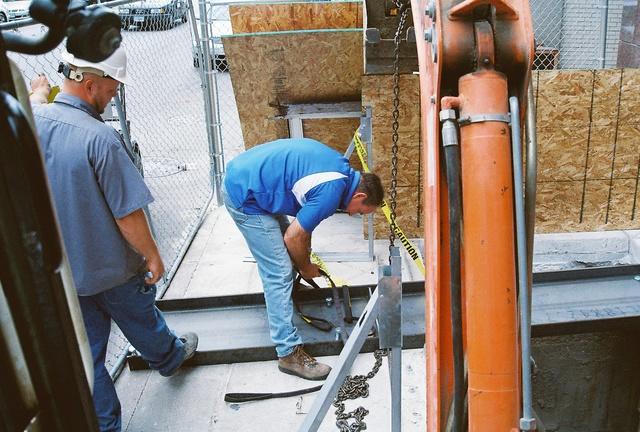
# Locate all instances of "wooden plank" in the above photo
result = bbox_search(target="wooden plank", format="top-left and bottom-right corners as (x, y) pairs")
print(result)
(222, 29), (363, 149)
(229, 1), (362, 34)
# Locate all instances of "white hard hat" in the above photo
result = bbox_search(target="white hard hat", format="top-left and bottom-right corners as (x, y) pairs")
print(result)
(61, 46), (129, 85)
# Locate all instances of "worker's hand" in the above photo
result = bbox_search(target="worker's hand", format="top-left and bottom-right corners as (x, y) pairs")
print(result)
(299, 263), (321, 280)
(144, 254), (165, 285)
(30, 74), (51, 104)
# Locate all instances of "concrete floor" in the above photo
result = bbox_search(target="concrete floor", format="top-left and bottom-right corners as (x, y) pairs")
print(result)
(115, 200), (640, 431)
(116, 204), (427, 431)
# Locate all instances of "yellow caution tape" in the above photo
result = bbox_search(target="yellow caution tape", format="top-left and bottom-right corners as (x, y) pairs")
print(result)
(310, 251), (349, 287)
(353, 131), (426, 276)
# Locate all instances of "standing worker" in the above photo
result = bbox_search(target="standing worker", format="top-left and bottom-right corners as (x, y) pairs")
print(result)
(223, 138), (384, 380)
(31, 47), (198, 432)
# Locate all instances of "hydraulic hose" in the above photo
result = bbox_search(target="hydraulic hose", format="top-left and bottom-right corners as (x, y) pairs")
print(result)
(440, 108), (465, 432)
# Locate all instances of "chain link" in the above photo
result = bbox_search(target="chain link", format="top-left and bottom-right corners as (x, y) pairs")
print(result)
(333, 349), (389, 432)
(389, 0), (411, 261)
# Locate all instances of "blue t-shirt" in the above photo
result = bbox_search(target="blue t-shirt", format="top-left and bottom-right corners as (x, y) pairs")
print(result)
(33, 93), (154, 296)
(224, 138), (361, 232)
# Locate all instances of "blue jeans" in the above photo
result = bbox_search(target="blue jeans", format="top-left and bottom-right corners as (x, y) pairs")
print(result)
(78, 275), (186, 432)
(223, 190), (302, 357)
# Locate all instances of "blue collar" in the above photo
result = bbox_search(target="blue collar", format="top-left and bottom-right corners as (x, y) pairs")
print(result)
(340, 170), (361, 209)
(53, 93), (103, 123)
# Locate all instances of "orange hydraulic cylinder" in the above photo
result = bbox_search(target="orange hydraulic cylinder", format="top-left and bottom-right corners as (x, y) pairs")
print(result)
(458, 69), (521, 431)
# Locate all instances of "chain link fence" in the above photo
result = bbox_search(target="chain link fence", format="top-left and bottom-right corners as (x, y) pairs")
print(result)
(531, 0), (624, 69)
(5, 0), (214, 371)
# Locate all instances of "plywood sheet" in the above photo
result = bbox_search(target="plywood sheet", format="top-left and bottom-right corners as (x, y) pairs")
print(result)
(592, 69), (623, 128)
(364, 185), (422, 239)
(223, 29), (363, 149)
(536, 126), (589, 182)
(581, 179), (610, 230)
(618, 68), (640, 125)
(360, 73), (421, 238)
(535, 181), (583, 233)
(605, 179), (637, 228)
(536, 70), (594, 129)
(301, 117), (363, 171)
(362, 74), (421, 188)
(585, 126), (616, 180)
(229, 1), (363, 34)
(613, 124), (640, 179)
(533, 68), (640, 233)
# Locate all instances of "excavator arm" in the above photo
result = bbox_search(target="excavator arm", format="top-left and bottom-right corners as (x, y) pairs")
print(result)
(413, 1), (535, 430)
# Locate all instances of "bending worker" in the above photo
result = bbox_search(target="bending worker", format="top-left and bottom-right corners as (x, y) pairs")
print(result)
(31, 47), (198, 432)
(223, 138), (384, 380)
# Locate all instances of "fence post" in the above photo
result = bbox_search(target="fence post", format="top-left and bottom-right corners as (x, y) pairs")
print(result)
(599, 0), (609, 68)
(197, 0), (224, 205)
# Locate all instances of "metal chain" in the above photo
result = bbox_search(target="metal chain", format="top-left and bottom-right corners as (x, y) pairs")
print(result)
(389, 0), (411, 262)
(333, 349), (389, 432)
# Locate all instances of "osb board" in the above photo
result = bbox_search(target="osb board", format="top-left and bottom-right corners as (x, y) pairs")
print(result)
(363, 185), (423, 239)
(618, 68), (640, 125)
(534, 68), (640, 233)
(537, 179), (640, 233)
(301, 118), (363, 172)
(536, 126), (589, 182)
(535, 70), (594, 129)
(361, 73), (421, 239)
(229, 1), (363, 34)
(222, 29), (363, 149)
(362, 74), (421, 188)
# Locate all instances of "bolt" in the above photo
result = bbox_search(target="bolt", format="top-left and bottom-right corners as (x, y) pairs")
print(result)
(325, 296), (334, 307)
(519, 417), (537, 431)
(424, 28), (433, 42)
(425, 0), (436, 20)
(483, 57), (490, 64)
(430, 96), (436, 104)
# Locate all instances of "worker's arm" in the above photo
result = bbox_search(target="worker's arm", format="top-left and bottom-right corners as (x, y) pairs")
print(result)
(284, 219), (320, 279)
(115, 209), (164, 285)
(29, 74), (51, 104)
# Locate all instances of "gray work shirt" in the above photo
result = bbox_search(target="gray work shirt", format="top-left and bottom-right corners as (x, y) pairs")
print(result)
(33, 93), (154, 296)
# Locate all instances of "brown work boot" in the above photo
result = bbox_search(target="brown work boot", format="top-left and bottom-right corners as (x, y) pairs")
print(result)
(278, 345), (331, 380)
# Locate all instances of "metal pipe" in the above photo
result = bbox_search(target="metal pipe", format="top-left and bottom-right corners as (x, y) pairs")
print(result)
(365, 107), (375, 261)
(524, 80), (537, 320)
(599, 0), (609, 68)
(197, 0), (223, 205)
(108, 346), (130, 381)
(509, 96), (535, 431)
